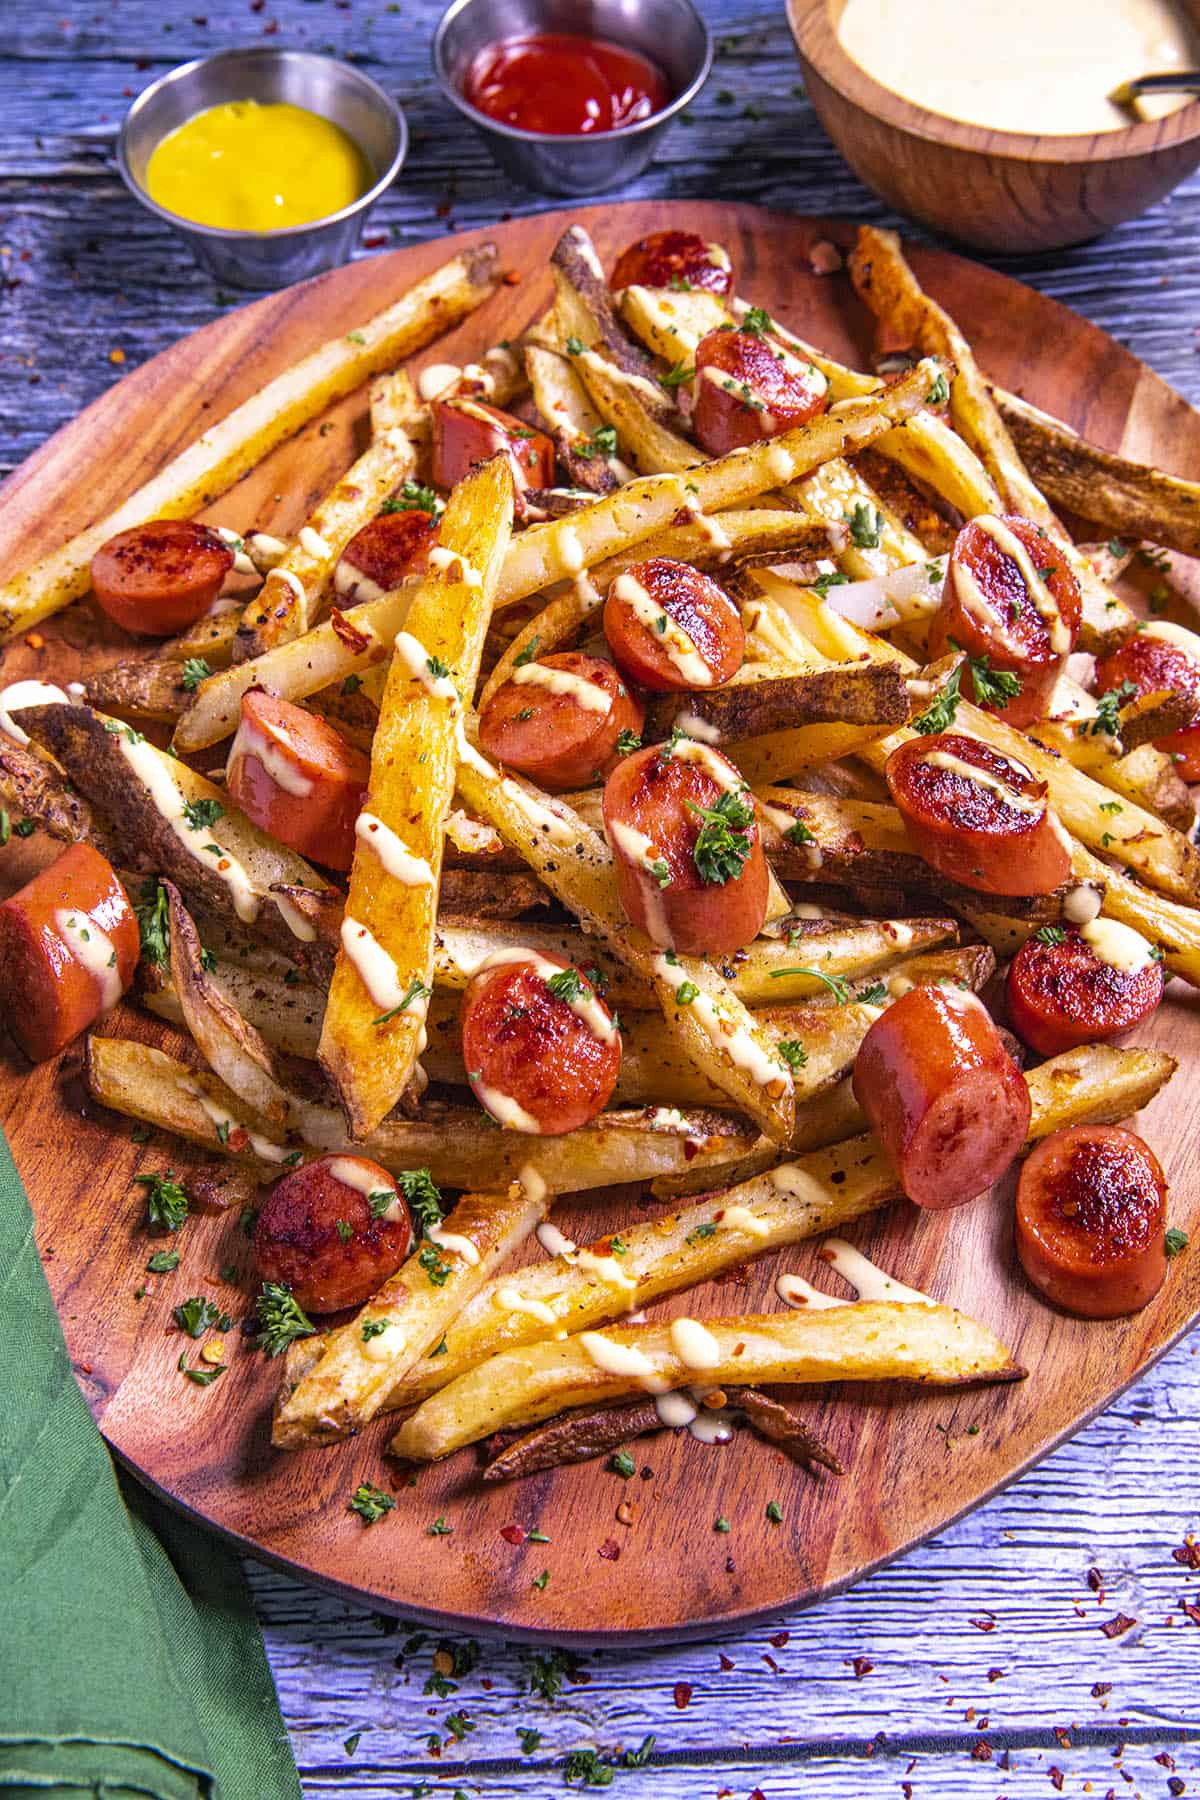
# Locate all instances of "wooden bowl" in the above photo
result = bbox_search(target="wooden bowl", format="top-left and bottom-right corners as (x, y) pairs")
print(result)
(788, 0), (1200, 252)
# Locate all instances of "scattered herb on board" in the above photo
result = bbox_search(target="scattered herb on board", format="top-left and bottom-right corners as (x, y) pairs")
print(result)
(178, 1353), (226, 1387)
(349, 1484), (395, 1525)
(427, 1515), (454, 1536)
(532, 1569), (550, 1589)
(527, 1648), (573, 1700)
(254, 1283), (315, 1355)
(766, 1501), (783, 1523)
(146, 1250), (180, 1273)
(518, 1727), (542, 1754)
(136, 1169), (189, 1232)
(563, 1747), (614, 1787)
(609, 1450), (636, 1478)
(714, 1515), (731, 1533)
(172, 1295), (232, 1338)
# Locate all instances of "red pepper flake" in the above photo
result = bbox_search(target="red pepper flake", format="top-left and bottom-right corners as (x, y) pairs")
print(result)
(673, 1682), (692, 1709)
(988, 1668), (1005, 1682)
(1172, 1540), (1200, 1569)
(1156, 1752), (1177, 1770)
(997, 1749), (1011, 1770)
(769, 1630), (789, 1648)
(500, 1524), (525, 1545)
(848, 1656), (872, 1678)
(1049, 1767), (1065, 1791)
(1100, 1612), (1136, 1638)
(969, 1615), (996, 1632)
(1087, 1565), (1104, 1592)
(1181, 1597), (1200, 1627)
(597, 1538), (620, 1561)
(502, 269), (522, 286)
(330, 608), (373, 655)
(1091, 1681), (1113, 1697)
(905, 1760), (918, 1776)
(901, 1787), (913, 1800)
(971, 1740), (992, 1761)
(718, 1653), (734, 1671)
(108, 347), (126, 365)
(761, 1654), (780, 1672)
(362, 234), (389, 249)
(748, 1790), (766, 1800)
(24, 631), (45, 650)
(1054, 1727), (1072, 1748)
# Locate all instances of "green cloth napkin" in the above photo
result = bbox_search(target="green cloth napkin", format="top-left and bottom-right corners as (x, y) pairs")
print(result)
(0, 1131), (302, 1800)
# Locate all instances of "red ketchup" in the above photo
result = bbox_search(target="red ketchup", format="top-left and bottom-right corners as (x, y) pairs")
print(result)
(462, 32), (671, 135)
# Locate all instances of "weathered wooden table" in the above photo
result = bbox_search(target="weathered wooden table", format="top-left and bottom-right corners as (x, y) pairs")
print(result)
(3, 1), (1199, 1792)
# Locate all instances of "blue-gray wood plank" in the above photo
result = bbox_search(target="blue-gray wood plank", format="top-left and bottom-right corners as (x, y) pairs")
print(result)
(3, 1), (1199, 1792)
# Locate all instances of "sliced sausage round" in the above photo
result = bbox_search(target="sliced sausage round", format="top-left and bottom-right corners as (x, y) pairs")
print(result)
(478, 651), (644, 791)
(1006, 920), (1164, 1057)
(1093, 624), (1200, 781)
(603, 739), (768, 954)
(609, 229), (734, 295)
(334, 507), (437, 604)
(886, 730), (1072, 896)
(91, 519), (235, 636)
(430, 398), (554, 499)
(0, 842), (138, 1062)
(603, 557), (745, 692)
(1016, 1124), (1169, 1318)
(254, 1152), (414, 1313)
(691, 325), (829, 457)
(461, 952), (621, 1135)
(852, 983), (1031, 1210)
(226, 689), (369, 872)
(928, 514), (1082, 727)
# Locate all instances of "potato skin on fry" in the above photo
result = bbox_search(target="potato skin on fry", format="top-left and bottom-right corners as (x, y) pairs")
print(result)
(254, 1153), (413, 1313)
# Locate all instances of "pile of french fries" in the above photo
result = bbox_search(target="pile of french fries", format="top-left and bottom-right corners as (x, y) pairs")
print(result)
(3, 221), (1191, 1485)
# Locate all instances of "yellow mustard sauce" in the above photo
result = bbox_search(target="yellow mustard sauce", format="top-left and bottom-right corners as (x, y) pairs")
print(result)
(145, 99), (370, 231)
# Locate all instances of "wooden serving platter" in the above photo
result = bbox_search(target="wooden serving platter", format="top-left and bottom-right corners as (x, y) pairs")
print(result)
(1, 201), (1198, 1644)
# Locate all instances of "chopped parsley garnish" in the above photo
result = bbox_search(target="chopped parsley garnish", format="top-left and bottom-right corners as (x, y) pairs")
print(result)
(374, 977), (431, 1025)
(965, 653), (1022, 710)
(547, 967), (588, 1004)
(397, 1168), (444, 1233)
(528, 1649), (573, 1700)
(1089, 680), (1138, 737)
(1099, 800), (1123, 815)
(926, 371), (949, 406)
(335, 1219), (353, 1243)
(688, 788), (755, 885)
(362, 1318), (390, 1341)
(419, 1244), (451, 1287)
(675, 979), (700, 1005)
(518, 1728), (542, 1754)
(1165, 1228), (1189, 1258)
(136, 1169), (189, 1232)
(615, 728), (642, 756)
(199, 946), (216, 973)
(661, 361), (696, 389)
(714, 1515), (731, 1533)
(576, 422), (619, 461)
(341, 672), (363, 696)
(609, 1450), (636, 1477)
(0, 809), (8, 848)
(513, 635), (540, 668)
(647, 856), (672, 889)
(563, 1749), (613, 1787)
(564, 334), (585, 356)
(381, 481), (439, 514)
(180, 656), (212, 692)
(1107, 538), (1128, 558)
(685, 1222), (717, 1246)
(742, 305), (773, 336)
(1034, 925), (1067, 946)
(766, 1500), (784, 1523)
(13, 815), (36, 839)
(770, 966), (851, 1004)
(668, 274), (693, 291)
(349, 1483), (395, 1525)
(146, 1250), (180, 1273)
(913, 665), (962, 734)
(809, 570), (849, 599)
(254, 1282), (315, 1356)
(856, 981), (889, 1006)
(776, 1039), (808, 1068)
(182, 796), (224, 831)
(178, 1354), (226, 1387)
(427, 653), (452, 682)
(847, 501), (883, 549)
(172, 1294), (231, 1338)
(135, 879), (171, 970)
(427, 1514), (454, 1535)
(784, 817), (815, 847)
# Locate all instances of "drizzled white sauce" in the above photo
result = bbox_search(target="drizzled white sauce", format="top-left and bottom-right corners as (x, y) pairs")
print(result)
(328, 1156), (398, 1209)
(686, 507), (732, 553)
(655, 1390), (698, 1428)
(579, 1331), (666, 1390)
(512, 660), (612, 714)
(818, 1237), (935, 1305)
(428, 546), (483, 589)
(1063, 883), (1103, 925)
(670, 1317), (721, 1370)
(475, 946), (617, 1044)
(499, 778), (576, 845)
(609, 818), (672, 948)
(474, 1078), (541, 1133)
(246, 531), (288, 568)
(339, 916), (409, 1012)
(610, 572), (712, 685)
(651, 955), (783, 1089)
(496, 1286), (557, 1326)
(393, 631), (459, 701)
(229, 717), (313, 797)
(519, 1163), (548, 1207)
(117, 735), (260, 924)
(647, 1106), (689, 1132)
(272, 891), (317, 942)
(762, 801), (824, 869)
(272, 567), (307, 605)
(428, 1222), (481, 1265)
(776, 1273), (846, 1309)
(537, 1219), (577, 1258)
(766, 443), (796, 484)
(1080, 916), (1157, 975)
(923, 749), (1043, 816)
(0, 680), (70, 746)
(53, 909), (121, 1009)
(670, 736), (743, 792)
(716, 1203), (771, 1239)
(675, 710), (722, 745)
(417, 361), (462, 400)
(335, 560), (388, 603)
(1143, 619), (1200, 658)
(298, 526), (333, 561)
(557, 525), (586, 574)
(575, 1248), (638, 1290)
(355, 812), (435, 887)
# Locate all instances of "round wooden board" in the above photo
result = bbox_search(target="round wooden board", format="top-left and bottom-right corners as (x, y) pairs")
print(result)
(2, 201), (1198, 1645)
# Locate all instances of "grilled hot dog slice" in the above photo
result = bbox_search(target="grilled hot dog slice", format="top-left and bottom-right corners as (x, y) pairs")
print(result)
(1006, 920), (1164, 1057)
(461, 951), (621, 1135)
(478, 651), (644, 791)
(0, 842), (138, 1062)
(852, 983), (1031, 1210)
(692, 323), (829, 457)
(1016, 1125), (1169, 1318)
(334, 507), (437, 604)
(91, 519), (235, 636)
(603, 557), (745, 692)
(226, 690), (368, 872)
(254, 1153), (414, 1313)
(1094, 623), (1200, 781)
(610, 229), (733, 295)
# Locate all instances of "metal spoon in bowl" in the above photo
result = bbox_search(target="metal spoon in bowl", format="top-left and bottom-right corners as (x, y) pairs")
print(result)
(1108, 70), (1200, 115)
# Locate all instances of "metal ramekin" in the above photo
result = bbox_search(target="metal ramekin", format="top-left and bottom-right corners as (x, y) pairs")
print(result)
(117, 49), (408, 290)
(433, 0), (712, 196)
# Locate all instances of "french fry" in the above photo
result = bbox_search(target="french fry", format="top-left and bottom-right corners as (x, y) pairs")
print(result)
(383, 1040), (1173, 1414)
(550, 225), (674, 420)
(232, 427), (416, 659)
(84, 1035), (763, 1191)
(369, 367), (423, 436)
(272, 1175), (550, 1447)
(847, 226), (1134, 655)
(0, 247), (499, 640)
(568, 344), (702, 475)
(524, 343), (630, 492)
(452, 747), (797, 1144)
(14, 703), (340, 972)
(0, 739), (118, 858)
(994, 385), (1200, 558)
(391, 1302), (1024, 1460)
(645, 663), (914, 743)
(320, 454), (514, 1137)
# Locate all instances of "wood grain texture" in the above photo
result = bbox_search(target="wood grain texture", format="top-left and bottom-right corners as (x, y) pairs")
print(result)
(5, 3), (1200, 1788)
(2, 203), (1199, 1657)
(788, 0), (1200, 252)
